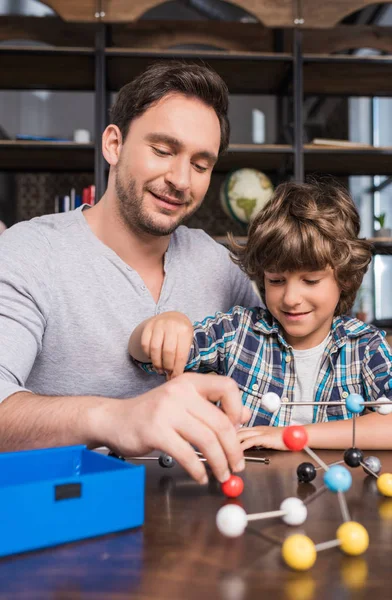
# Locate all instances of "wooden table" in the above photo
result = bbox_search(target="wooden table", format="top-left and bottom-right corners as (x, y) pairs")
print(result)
(1, 449), (392, 599)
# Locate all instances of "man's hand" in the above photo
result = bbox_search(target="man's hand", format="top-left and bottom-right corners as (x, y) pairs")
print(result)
(129, 312), (194, 378)
(95, 373), (249, 484)
(237, 425), (287, 451)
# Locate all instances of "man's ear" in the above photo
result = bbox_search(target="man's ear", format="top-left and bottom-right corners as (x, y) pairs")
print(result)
(102, 124), (122, 166)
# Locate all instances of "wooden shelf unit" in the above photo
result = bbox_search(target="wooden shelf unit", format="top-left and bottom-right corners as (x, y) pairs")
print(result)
(0, 46), (95, 91)
(0, 141), (94, 172)
(4, 141), (392, 177)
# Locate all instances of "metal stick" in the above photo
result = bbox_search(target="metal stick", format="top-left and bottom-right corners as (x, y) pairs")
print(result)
(352, 413), (356, 447)
(243, 456), (270, 464)
(247, 509), (286, 522)
(315, 460), (344, 471)
(337, 490), (351, 522)
(129, 456), (207, 462)
(314, 539), (341, 552)
(304, 446), (330, 471)
(274, 400), (390, 406)
(360, 461), (379, 479)
(195, 451), (270, 465)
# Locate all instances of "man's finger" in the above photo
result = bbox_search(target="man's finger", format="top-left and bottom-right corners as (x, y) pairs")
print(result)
(177, 414), (232, 482)
(158, 431), (208, 484)
(188, 394), (245, 475)
(181, 373), (243, 428)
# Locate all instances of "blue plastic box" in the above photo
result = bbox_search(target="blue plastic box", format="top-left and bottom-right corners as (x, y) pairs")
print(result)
(0, 445), (145, 557)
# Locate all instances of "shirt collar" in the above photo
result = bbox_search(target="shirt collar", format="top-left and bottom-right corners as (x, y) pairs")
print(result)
(252, 309), (358, 351)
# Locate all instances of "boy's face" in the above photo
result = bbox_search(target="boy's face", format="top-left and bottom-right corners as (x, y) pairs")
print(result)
(264, 267), (341, 350)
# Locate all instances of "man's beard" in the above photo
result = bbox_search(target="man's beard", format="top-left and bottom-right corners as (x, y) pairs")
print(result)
(115, 173), (201, 237)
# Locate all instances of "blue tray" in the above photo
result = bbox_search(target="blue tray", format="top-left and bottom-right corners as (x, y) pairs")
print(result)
(0, 445), (145, 557)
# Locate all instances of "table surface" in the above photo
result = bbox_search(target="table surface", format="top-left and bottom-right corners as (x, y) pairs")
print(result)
(1, 449), (392, 600)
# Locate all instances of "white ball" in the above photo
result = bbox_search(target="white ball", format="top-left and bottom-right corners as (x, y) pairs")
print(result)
(280, 497), (307, 526)
(375, 396), (392, 415)
(260, 392), (281, 413)
(216, 504), (248, 538)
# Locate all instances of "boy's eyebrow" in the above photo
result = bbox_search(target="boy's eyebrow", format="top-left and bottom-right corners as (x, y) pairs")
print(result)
(145, 133), (218, 165)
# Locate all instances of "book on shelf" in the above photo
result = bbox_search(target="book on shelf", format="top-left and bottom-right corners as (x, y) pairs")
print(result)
(54, 185), (95, 213)
(311, 138), (374, 149)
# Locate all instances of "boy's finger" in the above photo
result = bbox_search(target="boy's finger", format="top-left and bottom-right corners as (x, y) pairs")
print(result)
(172, 334), (192, 377)
(161, 330), (177, 373)
(149, 327), (165, 371)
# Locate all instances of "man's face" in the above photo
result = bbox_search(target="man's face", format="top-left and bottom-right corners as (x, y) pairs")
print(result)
(115, 93), (221, 236)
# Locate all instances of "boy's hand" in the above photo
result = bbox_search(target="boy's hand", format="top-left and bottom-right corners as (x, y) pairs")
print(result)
(237, 425), (288, 451)
(141, 312), (194, 378)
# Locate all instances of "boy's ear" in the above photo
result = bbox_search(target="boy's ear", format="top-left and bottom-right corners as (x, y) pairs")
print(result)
(102, 125), (123, 166)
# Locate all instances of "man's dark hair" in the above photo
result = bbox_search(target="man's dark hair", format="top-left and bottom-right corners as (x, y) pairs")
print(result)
(109, 60), (230, 154)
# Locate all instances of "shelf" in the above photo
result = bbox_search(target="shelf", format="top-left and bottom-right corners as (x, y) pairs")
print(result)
(216, 144), (293, 173)
(215, 238), (392, 255)
(0, 141), (94, 171)
(106, 49), (293, 94)
(3, 142), (392, 176)
(303, 55), (392, 97)
(370, 239), (392, 256)
(0, 46), (95, 91)
(304, 145), (392, 176)
(2, 45), (392, 98)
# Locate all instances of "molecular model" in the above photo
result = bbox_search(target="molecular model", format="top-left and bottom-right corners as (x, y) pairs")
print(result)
(216, 392), (392, 571)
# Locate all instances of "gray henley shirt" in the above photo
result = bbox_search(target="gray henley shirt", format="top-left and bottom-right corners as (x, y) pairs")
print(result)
(0, 206), (259, 402)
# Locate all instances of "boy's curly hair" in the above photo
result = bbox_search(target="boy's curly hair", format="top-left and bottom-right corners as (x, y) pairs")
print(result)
(229, 179), (373, 316)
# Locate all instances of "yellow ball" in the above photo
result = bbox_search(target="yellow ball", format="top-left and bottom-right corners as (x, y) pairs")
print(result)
(282, 534), (317, 571)
(337, 522), (369, 556)
(377, 473), (392, 497)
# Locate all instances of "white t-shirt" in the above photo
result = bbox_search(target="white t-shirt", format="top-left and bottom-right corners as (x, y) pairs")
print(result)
(290, 334), (331, 425)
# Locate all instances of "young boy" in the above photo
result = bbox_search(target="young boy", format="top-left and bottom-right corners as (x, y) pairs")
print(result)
(129, 180), (392, 451)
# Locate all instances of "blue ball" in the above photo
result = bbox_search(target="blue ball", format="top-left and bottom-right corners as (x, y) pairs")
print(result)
(324, 465), (352, 493)
(345, 393), (364, 414)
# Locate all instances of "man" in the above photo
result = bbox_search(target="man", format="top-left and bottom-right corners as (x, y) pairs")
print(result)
(0, 61), (259, 483)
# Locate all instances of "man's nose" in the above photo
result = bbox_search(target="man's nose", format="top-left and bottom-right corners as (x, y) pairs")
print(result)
(165, 158), (191, 193)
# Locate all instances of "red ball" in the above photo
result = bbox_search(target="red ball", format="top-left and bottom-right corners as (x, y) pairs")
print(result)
(221, 475), (244, 498)
(282, 425), (308, 451)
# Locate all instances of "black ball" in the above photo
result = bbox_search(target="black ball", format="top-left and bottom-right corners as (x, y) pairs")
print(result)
(158, 453), (176, 468)
(297, 462), (317, 483)
(344, 447), (364, 468)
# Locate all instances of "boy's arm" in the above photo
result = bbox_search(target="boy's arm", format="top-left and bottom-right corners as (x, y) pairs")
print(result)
(130, 307), (246, 378)
(128, 312), (194, 377)
(306, 334), (392, 449)
(238, 412), (392, 451)
(305, 412), (392, 449)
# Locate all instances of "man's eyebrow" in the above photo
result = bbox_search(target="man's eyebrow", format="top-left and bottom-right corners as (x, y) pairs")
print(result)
(145, 133), (218, 165)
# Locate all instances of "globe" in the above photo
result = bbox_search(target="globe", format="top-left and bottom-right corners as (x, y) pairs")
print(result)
(220, 168), (274, 225)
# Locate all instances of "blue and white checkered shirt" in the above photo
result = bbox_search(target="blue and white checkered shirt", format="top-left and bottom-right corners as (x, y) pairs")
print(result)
(183, 306), (392, 426)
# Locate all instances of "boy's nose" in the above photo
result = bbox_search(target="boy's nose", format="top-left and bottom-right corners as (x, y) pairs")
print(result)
(282, 286), (302, 308)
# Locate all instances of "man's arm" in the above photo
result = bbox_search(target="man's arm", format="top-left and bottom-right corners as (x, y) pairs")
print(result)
(0, 374), (248, 484)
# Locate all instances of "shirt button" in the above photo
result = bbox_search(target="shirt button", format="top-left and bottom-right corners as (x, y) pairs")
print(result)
(141, 285), (146, 291)
(252, 383), (259, 391)
(282, 397), (289, 403)
(285, 356), (291, 363)
(342, 392), (349, 399)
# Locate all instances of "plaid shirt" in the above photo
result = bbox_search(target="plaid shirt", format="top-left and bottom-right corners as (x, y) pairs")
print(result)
(183, 306), (392, 427)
